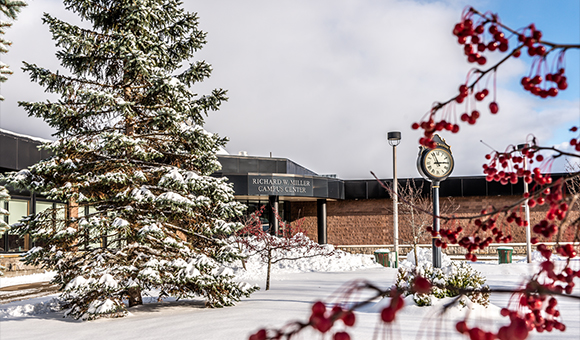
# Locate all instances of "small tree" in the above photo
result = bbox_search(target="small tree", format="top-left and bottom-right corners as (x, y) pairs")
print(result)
(389, 179), (459, 264)
(234, 206), (335, 290)
(3, 0), (257, 320)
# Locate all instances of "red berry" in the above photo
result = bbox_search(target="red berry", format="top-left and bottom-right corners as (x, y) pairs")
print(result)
(390, 294), (405, 311)
(456, 321), (469, 334)
(558, 80), (568, 90)
(413, 276), (431, 294)
(412, 122), (420, 130)
(249, 329), (267, 340)
(469, 327), (486, 340)
(489, 102), (499, 114)
(312, 301), (326, 315)
(452, 124), (460, 133)
(524, 36), (534, 47)
(316, 317), (333, 333)
(334, 332), (351, 340)
(499, 42), (509, 52)
(381, 306), (396, 323)
(513, 49), (521, 58)
(521, 77), (530, 86)
(535, 45), (546, 56)
(342, 311), (356, 327)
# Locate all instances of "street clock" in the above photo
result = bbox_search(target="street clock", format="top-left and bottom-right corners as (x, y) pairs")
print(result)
(417, 134), (454, 182)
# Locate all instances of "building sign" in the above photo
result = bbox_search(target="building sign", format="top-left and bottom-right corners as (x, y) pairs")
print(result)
(248, 174), (313, 196)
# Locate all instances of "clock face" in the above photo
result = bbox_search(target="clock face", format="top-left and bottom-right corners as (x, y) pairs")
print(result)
(423, 148), (453, 179)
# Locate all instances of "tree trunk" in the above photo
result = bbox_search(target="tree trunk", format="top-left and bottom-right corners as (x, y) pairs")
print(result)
(127, 287), (143, 307)
(266, 250), (272, 291)
(238, 244), (247, 270)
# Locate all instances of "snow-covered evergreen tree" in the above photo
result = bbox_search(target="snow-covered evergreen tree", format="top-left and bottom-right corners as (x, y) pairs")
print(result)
(4, 0), (256, 320)
(0, 0), (27, 97)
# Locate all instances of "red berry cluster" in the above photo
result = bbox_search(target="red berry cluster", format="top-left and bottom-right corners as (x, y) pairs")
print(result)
(569, 126), (580, 151)
(458, 286), (568, 340)
(412, 120), (459, 148)
(537, 244), (579, 294)
(482, 148), (548, 185)
(438, 214), (512, 262)
(248, 301), (357, 340)
(380, 292), (405, 323)
(518, 24), (545, 56)
(521, 68), (567, 98)
(453, 15), (510, 66)
(455, 320), (501, 340)
(555, 244), (577, 258)
(516, 24), (569, 98)
(309, 301), (356, 339)
(414, 8), (572, 150)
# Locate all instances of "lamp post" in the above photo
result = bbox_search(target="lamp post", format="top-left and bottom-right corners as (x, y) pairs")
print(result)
(387, 131), (401, 268)
(517, 143), (532, 263)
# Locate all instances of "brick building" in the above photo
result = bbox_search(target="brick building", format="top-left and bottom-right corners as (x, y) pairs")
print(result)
(1, 129), (575, 266)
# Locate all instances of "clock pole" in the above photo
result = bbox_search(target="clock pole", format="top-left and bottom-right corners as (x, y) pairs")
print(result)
(417, 134), (453, 269)
(432, 180), (442, 268)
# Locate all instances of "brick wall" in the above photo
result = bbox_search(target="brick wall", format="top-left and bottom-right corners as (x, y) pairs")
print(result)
(289, 195), (576, 246)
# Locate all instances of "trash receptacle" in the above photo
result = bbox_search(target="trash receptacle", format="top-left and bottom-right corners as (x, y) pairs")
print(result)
(374, 249), (397, 267)
(497, 247), (513, 264)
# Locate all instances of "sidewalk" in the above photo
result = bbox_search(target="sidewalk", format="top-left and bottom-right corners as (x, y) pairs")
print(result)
(0, 281), (59, 304)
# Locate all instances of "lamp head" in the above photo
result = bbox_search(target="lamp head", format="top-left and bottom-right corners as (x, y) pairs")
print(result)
(387, 131), (401, 146)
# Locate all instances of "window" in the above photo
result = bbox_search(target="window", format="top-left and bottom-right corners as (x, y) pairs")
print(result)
(0, 199), (29, 252)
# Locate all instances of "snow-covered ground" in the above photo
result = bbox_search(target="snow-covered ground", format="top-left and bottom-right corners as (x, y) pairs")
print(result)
(0, 271), (56, 288)
(0, 250), (579, 340)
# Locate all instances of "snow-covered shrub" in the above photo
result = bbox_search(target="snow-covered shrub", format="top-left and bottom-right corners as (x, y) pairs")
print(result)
(396, 249), (489, 306)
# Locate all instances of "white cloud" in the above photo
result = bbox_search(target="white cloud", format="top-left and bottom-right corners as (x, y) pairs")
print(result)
(0, 0), (577, 180)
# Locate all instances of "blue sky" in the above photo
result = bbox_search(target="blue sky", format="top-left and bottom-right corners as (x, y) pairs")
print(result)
(484, 0), (579, 100)
(0, 0), (578, 179)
